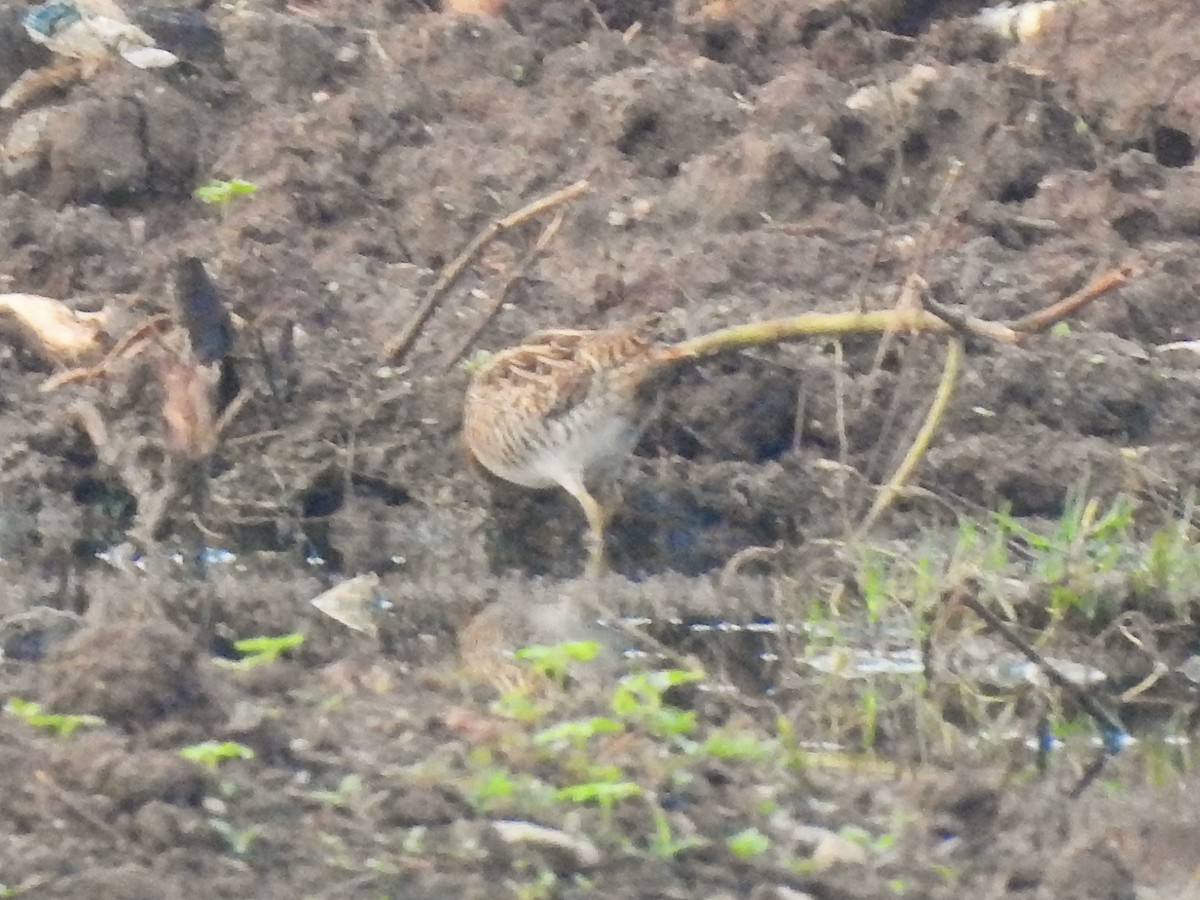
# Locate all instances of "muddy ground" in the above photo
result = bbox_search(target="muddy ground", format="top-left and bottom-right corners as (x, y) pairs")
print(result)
(2, 0), (1200, 896)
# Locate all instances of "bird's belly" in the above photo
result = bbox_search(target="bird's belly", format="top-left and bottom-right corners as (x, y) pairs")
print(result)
(488, 407), (645, 490)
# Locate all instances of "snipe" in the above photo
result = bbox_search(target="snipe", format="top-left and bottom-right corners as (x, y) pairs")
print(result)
(463, 322), (689, 576)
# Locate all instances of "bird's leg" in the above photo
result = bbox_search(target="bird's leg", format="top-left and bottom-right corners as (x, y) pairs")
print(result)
(563, 481), (609, 578)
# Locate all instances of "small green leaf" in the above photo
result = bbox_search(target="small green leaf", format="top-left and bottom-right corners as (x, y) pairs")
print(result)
(460, 350), (495, 372)
(702, 731), (771, 761)
(555, 781), (642, 805)
(514, 641), (600, 681)
(180, 740), (256, 769)
(224, 178), (259, 196)
(216, 633), (304, 670)
(727, 827), (770, 859)
(193, 178), (260, 207)
(5, 698), (103, 738)
(534, 717), (623, 747)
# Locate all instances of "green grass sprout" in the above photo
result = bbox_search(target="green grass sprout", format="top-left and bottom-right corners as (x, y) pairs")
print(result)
(180, 740), (256, 769)
(193, 178), (259, 219)
(5, 698), (103, 738)
(217, 633), (304, 670)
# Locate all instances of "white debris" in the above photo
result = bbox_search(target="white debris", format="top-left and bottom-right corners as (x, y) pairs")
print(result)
(976, 2), (1064, 43)
(491, 820), (601, 869)
(0, 108), (57, 176)
(846, 63), (940, 113)
(310, 573), (387, 637)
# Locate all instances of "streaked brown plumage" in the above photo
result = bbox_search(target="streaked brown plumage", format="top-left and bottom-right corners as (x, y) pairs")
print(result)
(463, 322), (688, 576)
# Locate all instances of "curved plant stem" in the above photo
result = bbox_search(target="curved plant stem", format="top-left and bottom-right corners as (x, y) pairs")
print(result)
(857, 337), (963, 536)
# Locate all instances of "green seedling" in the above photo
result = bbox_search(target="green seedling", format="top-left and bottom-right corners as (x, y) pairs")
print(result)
(209, 817), (261, 856)
(774, 715), (808, 770)
(180, 740), (255, 769)
(464, 766), (556, 814)
(645, 706), (697, 740)
(193, 178), (259, 221)
(467, 767), (515, 811)
(514, 868), (557, 900)
(515, 640), (600, 682)
(932, 863), (959, 882)
(556, 779), (642, 825)
(491, 690), (547, 724)
(217, 633), (304, 670)
(727, 827), (770, 859)
(701, 730), (773, 762)
(401, 826), (427, 855)
(649, 808), (706, 858)
(534, 716), (623, 750)
(859, 552), (890, 623)
(317, 830), (357, 870)
(460, 763), (559, 816)
(460, 350), (495, 373)
(860, 687), (880, 748)
(993, 489), (1135, 585)
(309, 774), (364, 808)
(841, 824), (897, 855)
(611, 669), (703, 740)
(5, 698), (103, 738)
(1135, 505), (1200, 604)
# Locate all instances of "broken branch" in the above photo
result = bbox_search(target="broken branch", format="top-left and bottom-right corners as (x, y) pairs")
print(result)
(666, 264), (1139, 360)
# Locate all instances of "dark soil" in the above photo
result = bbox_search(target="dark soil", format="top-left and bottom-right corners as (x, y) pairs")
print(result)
(3, 0), (1200, 897)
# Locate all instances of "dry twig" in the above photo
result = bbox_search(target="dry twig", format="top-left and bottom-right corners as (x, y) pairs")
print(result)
(382, 180), (591, 364)
(440, 208), (567, 371)
(1010, 263), (1141, 334)
(663, 264), (1138, 538)
(668, 264), (1136, 359)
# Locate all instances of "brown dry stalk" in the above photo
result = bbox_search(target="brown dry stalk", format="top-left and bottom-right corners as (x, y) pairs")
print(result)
(382, 179), (591, 364)
(40, 313), (173, 392)
(440, 207), (567, 371)
(160, 359), (218, 461)
(1009, 263), (1141, 334)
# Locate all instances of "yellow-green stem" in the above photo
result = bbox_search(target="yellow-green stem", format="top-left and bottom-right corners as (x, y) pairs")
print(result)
(858, 337), (964, 535)
(670, 310), (951, 359)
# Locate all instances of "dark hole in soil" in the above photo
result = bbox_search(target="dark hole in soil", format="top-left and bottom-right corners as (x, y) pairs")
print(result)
(1111, 208), (1159, 245)
(616, 110), (659, 157)
(887, 0), (985, 36)
(349, 472), (411, 506)
(852, 166), (889, 209)
(71, 477), (136, 520)
(699, 22), (739, 62)
(208, 632), (239, 661)
(902, 130), (931, 165)
(997, 171), (1041, 203)
(1151, 126), (1195, 168)
(301, 480), (343, 519)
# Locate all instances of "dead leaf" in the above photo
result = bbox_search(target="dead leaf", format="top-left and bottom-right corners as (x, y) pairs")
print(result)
(310, 573), (388, 638)
(0, 293), (109, 362)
